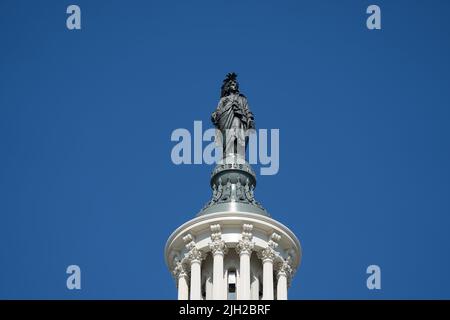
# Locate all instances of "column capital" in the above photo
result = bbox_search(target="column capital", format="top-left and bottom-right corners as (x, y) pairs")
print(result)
(236, 239), (254, 255)
(276, 262), (291, 278)
(209, 224), (228, 255)
(183, 233), (205, 263)
(236, 223), (254, 255)
(210, 239), (228, 255)
(186, 247), (206, 264)
(172, 260), (189, 281)
(257, 246), (277, 263)
(276, 256), (294, 283)
(257, 232), (281, 263)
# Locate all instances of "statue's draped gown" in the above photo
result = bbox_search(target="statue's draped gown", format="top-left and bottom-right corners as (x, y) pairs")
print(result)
(212, 93), (254, 157)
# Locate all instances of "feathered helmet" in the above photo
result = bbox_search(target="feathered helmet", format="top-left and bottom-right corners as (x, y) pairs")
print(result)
(221, 72), (239, 97)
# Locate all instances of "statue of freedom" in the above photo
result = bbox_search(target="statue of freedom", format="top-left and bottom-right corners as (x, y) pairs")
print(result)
(211, 73), (255, 159)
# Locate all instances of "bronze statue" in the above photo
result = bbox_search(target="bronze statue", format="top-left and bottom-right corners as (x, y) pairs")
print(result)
(211, 73), (255, 157)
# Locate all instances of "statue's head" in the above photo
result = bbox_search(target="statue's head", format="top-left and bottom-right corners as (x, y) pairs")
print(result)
(221, 72), (239, 97)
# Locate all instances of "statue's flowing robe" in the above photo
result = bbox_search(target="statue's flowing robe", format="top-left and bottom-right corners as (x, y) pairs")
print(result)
(212, 93), (254, 132)
(211, 93), (255, 156)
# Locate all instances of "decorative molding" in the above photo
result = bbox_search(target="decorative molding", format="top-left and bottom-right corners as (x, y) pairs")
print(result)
(242, 224), (253, 241)
(209, 224), (228, 255)
(276, 257), (293, 279)
(236, 223), (254, 255)
(209, 240), (228, 255)
(276, 256), (295, 287)
(256, 232), (281, 262)
(268, 232), (281, 249)
(165, 212), (301, 268)
(210, 224), (222, 242)
(183, 233), (196, 251)
(182, 233), (205, 263)
(257, 246), (277, 262)
(186, 247), (205, 264)
(164, 213), (302, 299)
(182, 234), (194, 243)
(236, 239), (254, 255)
(202, 171), (266, 212)
(172, 258), (189, 280)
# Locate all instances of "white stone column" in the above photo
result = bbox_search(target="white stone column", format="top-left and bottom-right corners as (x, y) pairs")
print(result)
(236, 224), (254, 300)
(276, 257), (292, 300)
(183, 234), (205, 300)
(188, 248), (204, 300)
(210, 224), (228, 300)
(261, 252), (275, 300)
(259, 233), (282, 300)
(240, 253), (251, 299)
(276, 270), (287, 300)
(173, 260), (189, 300)
(178, 274), (189, 300)
(262, 264), (273, 300)
(212, 251), (225, 299)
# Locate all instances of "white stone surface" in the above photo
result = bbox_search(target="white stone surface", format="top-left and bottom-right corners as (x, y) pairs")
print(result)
(165, 211), (301, 300)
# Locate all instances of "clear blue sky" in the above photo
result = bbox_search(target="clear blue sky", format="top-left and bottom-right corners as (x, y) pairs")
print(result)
(1, 0), (450, 299)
